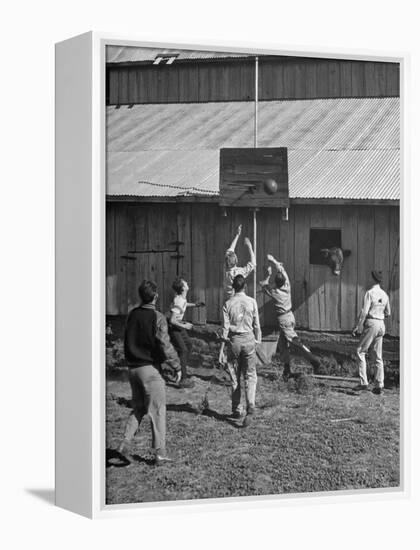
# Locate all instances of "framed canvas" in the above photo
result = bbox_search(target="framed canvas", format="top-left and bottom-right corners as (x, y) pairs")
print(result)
(55, 32), (409, 518)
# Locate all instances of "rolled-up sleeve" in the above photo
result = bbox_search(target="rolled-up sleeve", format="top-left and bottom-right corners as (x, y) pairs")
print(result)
(155, 312), (181, 371)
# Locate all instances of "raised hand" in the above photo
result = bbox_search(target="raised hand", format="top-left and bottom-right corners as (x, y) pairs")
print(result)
(267, 266), (272, 275)
(236, 224), (242, 236)
(267, 254), (275, 263)
(244, 237), (252, 247)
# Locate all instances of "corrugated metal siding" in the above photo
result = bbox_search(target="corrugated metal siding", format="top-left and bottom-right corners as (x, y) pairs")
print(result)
(106, 46), (251, 63)
(107, 97), (400, 200)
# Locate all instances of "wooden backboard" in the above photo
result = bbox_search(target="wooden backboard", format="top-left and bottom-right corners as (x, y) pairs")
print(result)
(219, 147), (289, 207)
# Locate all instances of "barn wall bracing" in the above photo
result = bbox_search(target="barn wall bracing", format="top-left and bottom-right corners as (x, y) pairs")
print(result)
(106, 203), (399, 337)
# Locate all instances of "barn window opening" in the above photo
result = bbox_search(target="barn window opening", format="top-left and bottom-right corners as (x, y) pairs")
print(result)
(153, 54), (179, 65)
(310, 228), (342, 265)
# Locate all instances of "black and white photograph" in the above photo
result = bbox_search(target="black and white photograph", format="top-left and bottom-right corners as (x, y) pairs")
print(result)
(104, 44), (400, 505)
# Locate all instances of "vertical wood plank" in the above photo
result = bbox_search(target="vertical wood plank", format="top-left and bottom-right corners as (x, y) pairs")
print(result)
(116, 204), (128, 314)
(323, 206), (342, 330)
(293, 206), (310, 328)
(339, 60), (353, 97)
(328, 61), (340, 98)
(108, 69), (119, 104)
(388, 206), (400, 336)
(385, 63), (400, 96)
(308, 205), (327, 330)
(118, 68), (129, 104)
(191, 204), (207, 325)
(356, 206), (375, 317)
(374, 206), (391, 332)
(341, 206), (359, 331)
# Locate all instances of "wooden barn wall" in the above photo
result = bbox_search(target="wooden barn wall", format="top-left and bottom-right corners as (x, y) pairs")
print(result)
(106, 203), (400, 337)
(107, 59), (400, 105)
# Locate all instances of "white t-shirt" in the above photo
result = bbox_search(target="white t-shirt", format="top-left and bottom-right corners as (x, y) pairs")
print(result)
(170, 294), (187, 323)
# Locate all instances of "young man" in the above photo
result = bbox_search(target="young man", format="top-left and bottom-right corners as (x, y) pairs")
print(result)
(352, 270), (391, 395)
(260, 254), (320, 380)
(221, 274), (261, 426)
(168, 277), (205, 389)
(224, 224), (256, 298)
(117, 280), (181, 465)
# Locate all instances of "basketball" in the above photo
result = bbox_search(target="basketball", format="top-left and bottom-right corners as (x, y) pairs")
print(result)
(263, 178), (278, 195)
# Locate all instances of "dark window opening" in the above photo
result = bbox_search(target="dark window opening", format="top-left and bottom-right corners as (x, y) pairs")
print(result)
(310, 229), (341, 265)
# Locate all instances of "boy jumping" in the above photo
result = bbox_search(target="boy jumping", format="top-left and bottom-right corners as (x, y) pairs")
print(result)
(260, 254), (321, 380)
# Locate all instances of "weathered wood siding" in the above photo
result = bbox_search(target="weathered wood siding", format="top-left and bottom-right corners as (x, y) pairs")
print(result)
(106, 203), (400, 336)
(107, 58), (400, 105)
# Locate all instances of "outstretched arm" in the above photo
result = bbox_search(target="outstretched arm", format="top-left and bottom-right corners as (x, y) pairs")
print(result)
(227, 224), (242, 252)
(244, 237), (256, 266)
(267, 254), (290, 288)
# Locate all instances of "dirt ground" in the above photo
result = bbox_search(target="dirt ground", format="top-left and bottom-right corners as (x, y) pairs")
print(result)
(106, 357), (400, 505)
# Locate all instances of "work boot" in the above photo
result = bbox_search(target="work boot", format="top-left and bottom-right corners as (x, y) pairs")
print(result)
(353, 384), (369, 391)
(372, 387), (383, 395)
(242, 405), (255, 427)
(282, 365), (292, 381)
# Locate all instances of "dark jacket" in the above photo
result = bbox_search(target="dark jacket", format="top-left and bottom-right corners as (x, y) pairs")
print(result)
(124, 304), (181, 372)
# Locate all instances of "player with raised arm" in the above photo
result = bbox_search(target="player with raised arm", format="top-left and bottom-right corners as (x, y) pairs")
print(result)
(260, 254), (321, 380)
(224, 224), (256, 298)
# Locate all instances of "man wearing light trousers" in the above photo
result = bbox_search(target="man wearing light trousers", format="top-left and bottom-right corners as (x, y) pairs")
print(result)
(221, 274), (261, 427)
(353, 270), (391, 395)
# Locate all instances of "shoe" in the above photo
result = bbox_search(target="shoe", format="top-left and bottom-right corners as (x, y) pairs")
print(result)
(283, 369), (292, 381)
(372, 387), (383, 395)
(230, 410), (242, 419)
(117, 439), (129, 455)
(177, 378), (195, 389)
(242, 406), (255, 427)
(353, 384), (369, 391)
(155, 453), (176, 466)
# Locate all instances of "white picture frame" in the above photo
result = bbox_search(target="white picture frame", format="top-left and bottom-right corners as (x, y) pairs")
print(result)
(55, 32), (409, 518)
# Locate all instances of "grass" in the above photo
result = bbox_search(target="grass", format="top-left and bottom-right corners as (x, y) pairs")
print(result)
(106, 360), (400, 505)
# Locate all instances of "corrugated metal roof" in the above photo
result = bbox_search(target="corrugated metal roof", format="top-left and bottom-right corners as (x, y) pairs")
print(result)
(106, 46), (251, 63)
(106, 98), (400, 200)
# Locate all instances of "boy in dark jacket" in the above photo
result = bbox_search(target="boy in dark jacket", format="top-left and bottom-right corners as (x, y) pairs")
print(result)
(117, 280), (181, 465)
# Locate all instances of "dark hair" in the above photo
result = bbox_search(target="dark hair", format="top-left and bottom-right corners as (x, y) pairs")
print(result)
(172, 277), (185, 295)
(232, 274), (246, 293)
(138, 280), (157, 304)
(274, 272), (286, 288)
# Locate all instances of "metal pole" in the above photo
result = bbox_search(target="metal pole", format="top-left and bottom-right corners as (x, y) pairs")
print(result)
(253, 208), (257, 300)
(253, 56), (259, 301)
(254, 56), (258, 148)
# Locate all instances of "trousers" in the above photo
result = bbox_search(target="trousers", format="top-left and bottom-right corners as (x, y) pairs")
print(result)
(276, 311), (317, 367)
(122, 364), (166, 452)
(169, 327), (192, 379)
(356, 319), (385, 388)
(229, 333), (257, 414)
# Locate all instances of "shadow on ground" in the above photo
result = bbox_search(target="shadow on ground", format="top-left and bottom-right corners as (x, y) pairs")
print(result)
(25, 488), (55, 505)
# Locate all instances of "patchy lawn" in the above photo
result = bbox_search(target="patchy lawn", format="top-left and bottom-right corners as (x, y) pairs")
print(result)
(106, 361), (400, 505)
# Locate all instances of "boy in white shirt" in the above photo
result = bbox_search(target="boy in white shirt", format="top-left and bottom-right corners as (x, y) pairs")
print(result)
(352, 270), (391, 394)
(168, 277), (205, 389)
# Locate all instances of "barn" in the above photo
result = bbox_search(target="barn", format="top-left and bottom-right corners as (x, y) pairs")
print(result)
(106, 47), (400, 337)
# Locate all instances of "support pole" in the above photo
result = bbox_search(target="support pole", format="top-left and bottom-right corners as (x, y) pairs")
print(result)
(253, 208), (257, 300)
(254, 56), (258, 148)
(252, 56), (259, 301)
